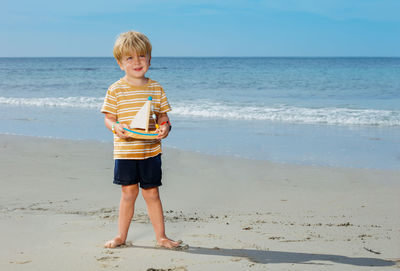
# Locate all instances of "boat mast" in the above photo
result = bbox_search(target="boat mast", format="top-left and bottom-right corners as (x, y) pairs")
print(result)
(145, 96), (152, 132)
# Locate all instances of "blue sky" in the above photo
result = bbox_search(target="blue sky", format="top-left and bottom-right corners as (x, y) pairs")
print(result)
(1, 0), (400, 57)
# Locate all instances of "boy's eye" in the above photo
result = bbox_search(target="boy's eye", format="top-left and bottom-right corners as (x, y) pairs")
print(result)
(139, 55), (145, 58)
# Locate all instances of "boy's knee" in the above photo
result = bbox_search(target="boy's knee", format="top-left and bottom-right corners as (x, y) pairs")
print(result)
(142, 187), (160, 202)
(121, 185), (139, 202)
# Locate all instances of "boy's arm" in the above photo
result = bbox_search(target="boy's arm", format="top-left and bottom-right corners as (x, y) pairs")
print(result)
(156, 113), (171, 139)
(104, 113), (130, 139)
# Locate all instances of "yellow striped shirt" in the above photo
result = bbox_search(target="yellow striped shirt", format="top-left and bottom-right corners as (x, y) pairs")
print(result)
(101, 78), (171, 159)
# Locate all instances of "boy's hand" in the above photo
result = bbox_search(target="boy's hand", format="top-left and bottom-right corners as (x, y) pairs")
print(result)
(115, 123), (130, 139)
(104, 113), (130, 139)
(156, 123), (170, 140)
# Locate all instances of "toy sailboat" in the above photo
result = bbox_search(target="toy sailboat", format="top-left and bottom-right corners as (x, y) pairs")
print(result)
(123, 96), (159, 139)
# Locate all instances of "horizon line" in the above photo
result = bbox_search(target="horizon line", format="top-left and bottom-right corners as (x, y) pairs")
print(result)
(1, 56), (400, 58)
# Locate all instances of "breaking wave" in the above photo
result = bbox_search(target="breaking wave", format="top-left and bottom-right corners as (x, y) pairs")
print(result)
(1, 96), (399, 126)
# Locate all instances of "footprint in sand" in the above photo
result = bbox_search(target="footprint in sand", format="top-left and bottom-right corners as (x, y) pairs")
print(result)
(96, 256), (120, 262)
(10, 260), (32, 264)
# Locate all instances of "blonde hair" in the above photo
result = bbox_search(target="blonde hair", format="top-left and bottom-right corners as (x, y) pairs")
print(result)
(113, 30), (152, 61)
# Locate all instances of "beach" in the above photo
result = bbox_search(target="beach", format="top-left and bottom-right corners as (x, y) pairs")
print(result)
(0, 134), (399, 270)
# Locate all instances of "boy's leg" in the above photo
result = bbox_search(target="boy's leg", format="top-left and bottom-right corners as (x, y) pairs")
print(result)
(142, 187), (181, 248)
(105, 184), (139, 248)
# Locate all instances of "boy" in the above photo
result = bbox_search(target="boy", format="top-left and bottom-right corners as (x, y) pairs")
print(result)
(101, 30), (181, 249)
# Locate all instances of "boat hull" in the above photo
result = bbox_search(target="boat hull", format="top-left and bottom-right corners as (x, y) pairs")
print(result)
(123, 128), (159, 140)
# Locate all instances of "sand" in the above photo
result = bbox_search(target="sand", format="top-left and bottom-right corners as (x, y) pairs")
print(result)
(0, 134), (399, 270)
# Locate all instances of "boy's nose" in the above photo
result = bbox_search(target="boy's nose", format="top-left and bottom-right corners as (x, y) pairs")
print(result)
(132, 56), (140, 64)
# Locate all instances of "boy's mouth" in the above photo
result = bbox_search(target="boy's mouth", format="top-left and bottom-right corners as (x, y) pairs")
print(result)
(134, 67), (143, 71)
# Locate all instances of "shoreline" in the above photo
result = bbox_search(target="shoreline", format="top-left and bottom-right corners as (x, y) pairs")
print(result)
(0, 134), (399, 270)
(1, 130), (399, 172)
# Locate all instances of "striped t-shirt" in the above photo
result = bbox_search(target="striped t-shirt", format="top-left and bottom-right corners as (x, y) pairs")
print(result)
(101, 78), (171, 159)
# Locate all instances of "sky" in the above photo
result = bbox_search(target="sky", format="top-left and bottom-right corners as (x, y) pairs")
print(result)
(1, 0), (400, 57)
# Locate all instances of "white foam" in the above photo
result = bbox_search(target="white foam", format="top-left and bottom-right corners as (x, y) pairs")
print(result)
(1, 96), (399, 126)
(0, 96), (103, 108)
(170, 101), (400, 126)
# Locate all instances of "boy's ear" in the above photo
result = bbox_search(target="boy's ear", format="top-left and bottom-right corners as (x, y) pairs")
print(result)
(116, 59), (125, 70)
(148, 56), (151, 66)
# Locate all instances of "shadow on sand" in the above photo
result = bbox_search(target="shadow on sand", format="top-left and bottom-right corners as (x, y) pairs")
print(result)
(133, 245), (396, 267)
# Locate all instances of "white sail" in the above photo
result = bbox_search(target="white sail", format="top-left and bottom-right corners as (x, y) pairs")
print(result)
(130, 100), (151, 129)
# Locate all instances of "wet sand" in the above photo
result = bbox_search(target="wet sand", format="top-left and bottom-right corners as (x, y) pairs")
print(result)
(0, 134), (399, 270)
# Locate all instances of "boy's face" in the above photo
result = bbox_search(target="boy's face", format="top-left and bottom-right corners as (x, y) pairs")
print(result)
(117, 53), (151, 82)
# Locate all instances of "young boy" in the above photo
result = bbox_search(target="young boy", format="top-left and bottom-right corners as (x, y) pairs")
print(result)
(101, 30), (181, 249)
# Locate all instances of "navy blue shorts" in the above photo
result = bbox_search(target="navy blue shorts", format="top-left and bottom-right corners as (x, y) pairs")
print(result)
(113, 154), (162, 188)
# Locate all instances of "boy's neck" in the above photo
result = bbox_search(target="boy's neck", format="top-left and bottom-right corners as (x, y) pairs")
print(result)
(123, 76), (149, 86)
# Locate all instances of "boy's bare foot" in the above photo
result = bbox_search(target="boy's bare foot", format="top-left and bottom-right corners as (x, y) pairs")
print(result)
(156, 238), (187, 250)
(104, 237), (125, 248)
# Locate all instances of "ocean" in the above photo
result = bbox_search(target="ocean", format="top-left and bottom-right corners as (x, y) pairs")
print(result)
(0, 57), (399, 169)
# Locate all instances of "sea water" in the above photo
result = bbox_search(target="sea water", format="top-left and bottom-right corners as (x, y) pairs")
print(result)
(0, 57), (399, 169)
